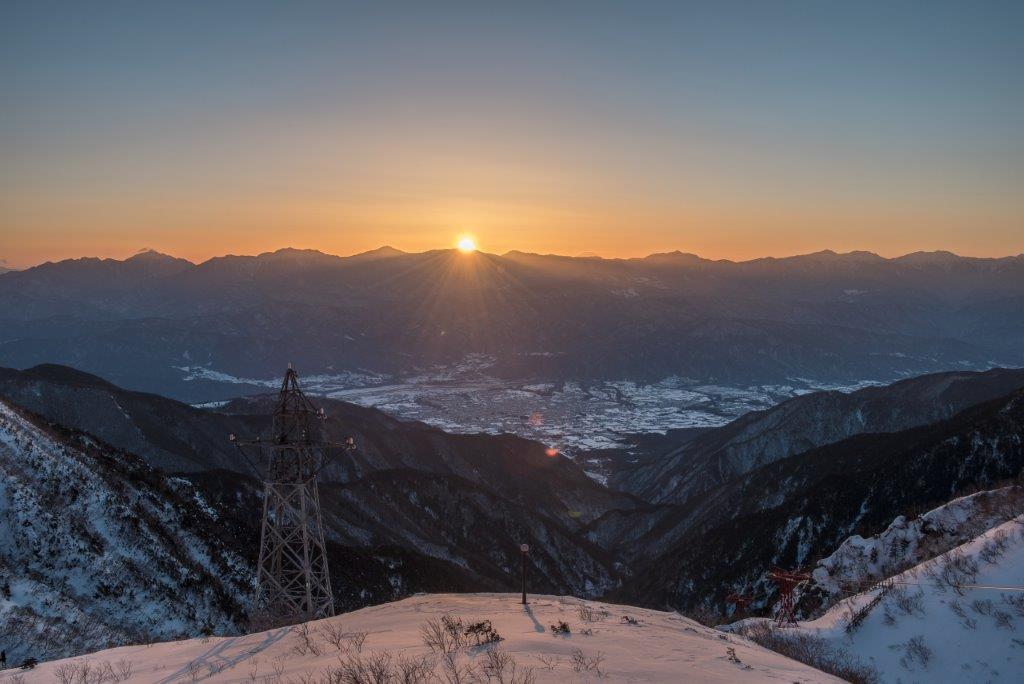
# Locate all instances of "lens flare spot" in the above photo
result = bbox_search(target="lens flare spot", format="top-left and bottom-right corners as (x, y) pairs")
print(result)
(545, 447), (559, 457)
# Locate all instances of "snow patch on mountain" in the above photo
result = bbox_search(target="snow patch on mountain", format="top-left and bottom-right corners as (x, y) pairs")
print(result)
(800, 486), (1024, 617)
(0, 399), (252, 664)
(734, 516), (1024, 683)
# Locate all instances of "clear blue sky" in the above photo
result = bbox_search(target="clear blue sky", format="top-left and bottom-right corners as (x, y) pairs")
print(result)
(2, 1), (1022, 266)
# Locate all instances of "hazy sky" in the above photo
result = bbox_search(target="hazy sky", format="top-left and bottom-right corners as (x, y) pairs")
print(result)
(2, 1), (1022, 268)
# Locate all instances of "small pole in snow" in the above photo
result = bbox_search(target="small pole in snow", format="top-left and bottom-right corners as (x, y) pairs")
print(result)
(520, 543), (530, 605)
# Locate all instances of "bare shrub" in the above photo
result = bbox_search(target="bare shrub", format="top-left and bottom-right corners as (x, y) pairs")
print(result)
(319, 622), (348, 651)
(482, 648), (514, 679)
(114, 660), (132, 681)
(576, 604), (609, 623)
(328, 651), (394, 683)
(363, 652), (395, 681)
(442, 615), (465, 646)
(422, 615), (470, 655)
(437, 653), (478, 684)
(888, 586), (925, 617)
(395, 654), (434, 683)
(549, 621), (570, 635)
(534, 653), (560, 671)
(926, 550), (979, 595)
(54, 663), (77, 684)
(948, 600), (978, 630)
(292, 622), (323, 657)
(421, 618), (459, 655)
(994, 610), (1015, 630)
(290, 671), (318, 684)
(248, 658), (260, 682)
(980, 534), (1007, 564)
(478, 648), (537, 681)
(94, 661), (116, 683)
(1003, 593), (1024, 617)
(740, 622), (879, 684)
(898, 635), (932, 670)
(511, 665), (538, 684)
(972, 599), (995, 616)
(271, 657), (286, 679)
(569, 648), (605, 676)
(347, 631), (368, 654)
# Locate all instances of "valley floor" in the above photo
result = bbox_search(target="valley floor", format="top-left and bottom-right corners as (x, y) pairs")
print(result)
(181, 357), (881, 451)
(6, 594), (840, 683)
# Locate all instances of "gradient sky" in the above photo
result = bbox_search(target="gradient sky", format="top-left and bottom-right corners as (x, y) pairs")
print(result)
(2, 1), (1022, 268)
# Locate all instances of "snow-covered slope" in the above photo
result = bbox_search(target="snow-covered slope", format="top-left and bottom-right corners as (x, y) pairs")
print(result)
(0, 398), (252, 664)
(6, 593), (840, 682)
(798, 485), (1024, 617)
(745, 517), (1024, 683)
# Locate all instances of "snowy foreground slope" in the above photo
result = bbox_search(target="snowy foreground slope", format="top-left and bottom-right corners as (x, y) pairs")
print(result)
(739, 517), (1024, 683)
(6, 594), (841, 683)
(797, 485), (1024, 617)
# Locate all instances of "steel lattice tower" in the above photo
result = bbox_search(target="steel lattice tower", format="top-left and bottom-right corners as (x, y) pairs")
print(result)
(231, 366), (353, 627)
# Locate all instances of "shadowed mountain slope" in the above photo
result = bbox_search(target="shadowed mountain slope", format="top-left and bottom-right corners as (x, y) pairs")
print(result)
(612, 367), (1024, 504)
(611, 388), (1024, 613)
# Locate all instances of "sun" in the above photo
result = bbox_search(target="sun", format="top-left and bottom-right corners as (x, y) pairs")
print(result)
(456, 235), (477, 253)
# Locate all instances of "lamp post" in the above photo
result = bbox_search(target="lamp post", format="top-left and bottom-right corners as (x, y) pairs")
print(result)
(520, 544), (530, 605)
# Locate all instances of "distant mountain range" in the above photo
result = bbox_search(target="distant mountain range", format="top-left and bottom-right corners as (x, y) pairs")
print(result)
(0, 247), (1021, 401)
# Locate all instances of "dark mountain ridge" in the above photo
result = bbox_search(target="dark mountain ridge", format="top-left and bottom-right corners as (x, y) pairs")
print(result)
(613, 366), (1024, 504)
(1, 247), (1021, 401)
(4, 360), (1024, 657)
(610, 387), (1024, 613)
(0, 364), (633, 525)
(0, 364), (631, 614)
